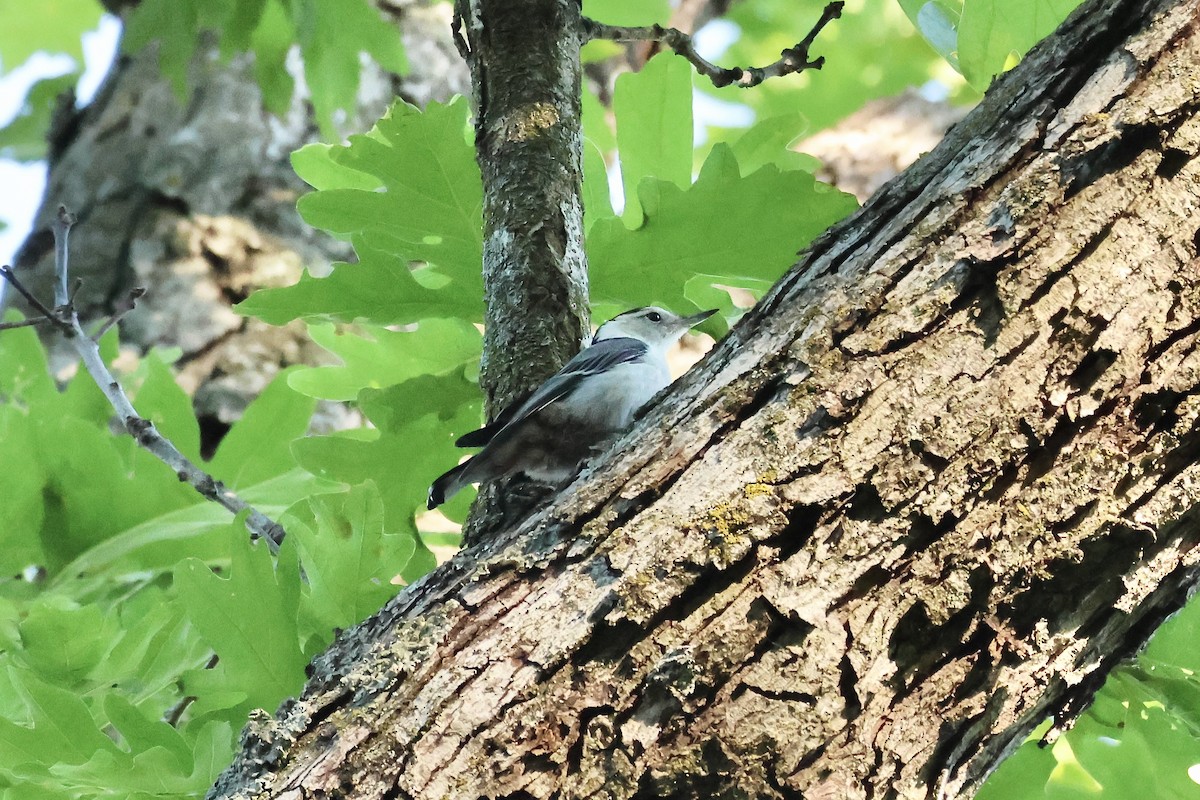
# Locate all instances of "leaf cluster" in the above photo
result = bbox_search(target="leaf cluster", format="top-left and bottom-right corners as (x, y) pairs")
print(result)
(121, 0), (407, 138)
(0, 322), (427, 800)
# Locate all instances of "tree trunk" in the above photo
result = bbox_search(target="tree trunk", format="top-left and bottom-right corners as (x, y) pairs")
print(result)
(457, 0), (592, 543)
(4, 1), (467, 433)
(209, 0), (1200, 797)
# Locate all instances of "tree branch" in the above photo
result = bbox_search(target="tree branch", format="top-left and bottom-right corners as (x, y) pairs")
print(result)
(583, 0), (844, 88)
(457, 0), (592, 545)
(0, 206), (287, 550)
(0, 316), (54, 331)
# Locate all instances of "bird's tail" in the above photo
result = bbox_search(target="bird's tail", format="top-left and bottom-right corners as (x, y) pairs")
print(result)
(428, 459), (473, 510)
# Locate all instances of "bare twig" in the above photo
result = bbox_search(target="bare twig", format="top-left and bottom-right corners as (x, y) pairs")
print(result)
(583, 1), (844, 89)
(628, 0), (735, 70)
(0, 316), (55, 331)
(51, 206), (74, 307)
(0, 206), (287, 551)
(93, 286), (146, 341)
(0, 266), (61, 322)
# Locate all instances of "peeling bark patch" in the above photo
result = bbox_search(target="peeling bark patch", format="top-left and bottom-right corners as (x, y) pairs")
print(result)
(497, 102), (561, 142)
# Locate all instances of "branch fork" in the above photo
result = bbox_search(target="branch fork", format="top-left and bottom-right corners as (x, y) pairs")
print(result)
(1, 206), (286, 550)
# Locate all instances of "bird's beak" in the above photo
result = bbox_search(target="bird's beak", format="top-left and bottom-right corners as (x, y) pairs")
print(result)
(682, 309), (719, 327)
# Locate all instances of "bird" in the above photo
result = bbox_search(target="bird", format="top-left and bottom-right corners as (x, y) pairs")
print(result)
(427, 306), (717, 509)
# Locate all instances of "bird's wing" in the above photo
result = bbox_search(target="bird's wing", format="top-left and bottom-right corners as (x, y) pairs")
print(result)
(453, 387), (533, 447)
(453, 337), (648, 448)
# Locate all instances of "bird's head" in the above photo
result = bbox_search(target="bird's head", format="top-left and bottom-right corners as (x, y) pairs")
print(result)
(593, 306), (717, 349)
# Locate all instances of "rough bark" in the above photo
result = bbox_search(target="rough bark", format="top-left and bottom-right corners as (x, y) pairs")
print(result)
(457, 0), (591, 542)
(4, 1), (467, 431)
(209, 0), (1200, 797)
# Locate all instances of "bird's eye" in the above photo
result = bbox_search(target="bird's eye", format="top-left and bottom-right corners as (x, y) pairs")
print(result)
(646, 311), (663, 323)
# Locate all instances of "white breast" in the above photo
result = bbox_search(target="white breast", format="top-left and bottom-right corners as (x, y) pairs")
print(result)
(561, 357), (671, 432)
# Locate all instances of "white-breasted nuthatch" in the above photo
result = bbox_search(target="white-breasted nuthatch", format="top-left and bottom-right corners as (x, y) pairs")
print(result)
(427, 306), (717, 509)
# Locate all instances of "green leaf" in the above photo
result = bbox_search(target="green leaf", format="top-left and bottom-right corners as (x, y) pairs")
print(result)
(0, 407), (47, 572)
(288, 320), (481, 401)
(45, 715), (234, 796)
(103, 693), (191, 770)
(291, 144), (382, 193)
(13, 597), (117, 686)
(292, 0), (407, 138)
(957, 0), (1084, 89)
(1045, 736), (1103, 796)
(243, 98), (484, 326)
(206, 367), (316, 488)
(583, 138), (616, 230)
(728, 113), (821, 176)
(293, 374), (481, 536)
(614, 53), (694, 226)
(122, 0), (201, 98)
(249, 0), (295, 116)
(222, 0), (270, 53)
(34, 415), (195, 570)
(0, 0), (102, 70)
(0, 316), (57, 407)
(54, 468), (335, 580)
(185, 720), (237, 789)
(900, 0), (963, 69)
(238, 245), (483, 326)
(589, 144), (857, 330)
(290, 483), (414, 636)
(91, 588), (209, 709)
(0, 73), (79, 162)
(123, 351), (202, 465)
(582, 0), (669, 26)
(0, 668), (117, 772)
(1142, 595), (1200, 670)
(179, 667), (248, 719)
(295, 98), (482, 279)
(0, 324), (208, 572)
(175, 522), (307, 716)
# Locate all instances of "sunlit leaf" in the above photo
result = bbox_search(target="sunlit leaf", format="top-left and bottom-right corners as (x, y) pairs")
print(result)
(614, 53), (694, 226)
(958, 0), (1083, 88)
(176, 523), (307, 716)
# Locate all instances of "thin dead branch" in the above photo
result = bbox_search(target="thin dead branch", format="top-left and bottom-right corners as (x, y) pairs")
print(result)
(583, 1), (843, 88)
(0, 206), (287, 550)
